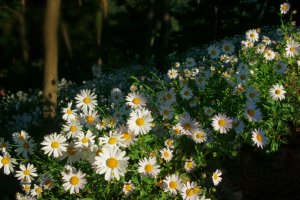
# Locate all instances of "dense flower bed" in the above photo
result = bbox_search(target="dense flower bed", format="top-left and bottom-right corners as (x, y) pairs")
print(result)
(0, 3), (299, 199)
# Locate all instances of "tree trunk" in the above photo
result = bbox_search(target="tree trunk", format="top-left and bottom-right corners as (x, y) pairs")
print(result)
(19, 0), (29, 63)
(96, 0), (108, 65)
(154, 0), (170, 72)
(43, 0), (61, 134)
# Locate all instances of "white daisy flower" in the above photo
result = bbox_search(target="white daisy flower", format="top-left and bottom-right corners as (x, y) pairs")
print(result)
(159, 104), (174, 120)
(280, 3), (290, 14)
(99, 131), (126, 149)
(274, 61), (287, 75)
(80, 109), (99, 127)
(178, 113), (199, 135)
(22, 183), (31, 194)
(162, 174), (183, 196)
(252, 129), (267, 148)
(15, 138), (36, 159)
(180, 86), (193, 100)
(211, 113), (232, 134)
(232, 118), (244, 134)
(138, 157), (160, 178)
(185, 57), (196, 68)
(269, 84), (286, 101)
(246, 29), (259, 43)
(212, 169), (222, 186)
(15, 163), (38, 183)
(63, 142), (82, 164)
(30, 184), (43, 198)
(207, 44), (221, 59)
(164, 139), (175, 149)
(181, 181), (201, 200)
(62, 102), (77, 122)
(96, 118), (108, 131)
(246, 86), (260, 102)
(117, 125), (137, 147)
(75, 89), (97, 112)
(127, 108), (153, 135)
(62, 120), (82, 139)
(184, 159), (196, 173)
(41, 133), (67, 158)
(62, 169), (87, 194)
(191, 129), (207, 143)
(0, 154), (17, 175)
(221, 40), (235, 55)
(195, 75), (207, 90)
(110, 88), (123, 105)
(123, 181), (135, 196)
(171, 124), (183, 137)
(0, 138), (11, 154)
(160, 148), (173, 162)
(75, 130), (96, 150)
(168, 68), (178, 79)
(94, 147), (129, 181)
(236, 70), (249, 84)
(262, 36), (272, 45)
(255, 44), (266, 54)
(41, 176), (55, 190)
(244, 102), (262, 122)
(126, 91), (146, 109)
(12, 130), (29, 144)
(204, 106), (215, 116)
(241, 40), (254, 49)
(285, 39), (299, 58)
(264, 49), (276, 61)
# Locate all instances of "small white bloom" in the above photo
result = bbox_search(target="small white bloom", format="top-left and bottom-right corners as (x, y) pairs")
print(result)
(138, 157), (160, 178)
(252, 129), (267, 148)
(211, 113), (232, 134)
(167, 68), (178, 79)
(269, 84), (286, 101)
(212, 169), (222, 186)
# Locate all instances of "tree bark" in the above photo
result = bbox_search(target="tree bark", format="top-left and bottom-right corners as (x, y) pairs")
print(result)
(43, 0), (61, 133)
(96, 0), (108, 65)
(19, 0), (29, 62)
(154, 0), (170, 72)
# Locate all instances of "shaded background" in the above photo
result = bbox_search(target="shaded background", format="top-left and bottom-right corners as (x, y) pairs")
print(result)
(1, 0), (298, 92)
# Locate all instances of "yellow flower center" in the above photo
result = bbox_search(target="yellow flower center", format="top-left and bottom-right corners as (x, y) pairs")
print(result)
(218, 119), (226, 127)
(66, 108), (72, 115)
(18, 135), (25, 141)
(277, 64), (282, 69)
(44, 180), (52, 188)
(290, 47), (295, 52)
(211, 50), (216, 56)
(106, 157), (118, 169)
(51, 141), (59, 149)
(132, 98), (140, 105)
(70, 125), (77, 132)
(186, 161), (193, 169)
(247, 109), (255, 117)
(275, 89), (281, 95)
(69, 176), (79, 185)
(184, 91), (190, 96)
(193, 186), (201, 194)
(163, 110), (170, 116)
(196, 132), (203, 139)
(224, 45), (230, 51)
(23, 142), (29, 149)
(169, 181), (177, 189)
(0, 143), (7, 148)
(83, 97), (91, 104)
(82, 137), (89, 144)
(136, 118), (145, 126)
(249, 92), (256, 98)
(250, 33), (255, 38)
(100, 121), (106, 126)
(86, 115), (95, 123)
(124, 184), (132, 191)
(24, 184), (30, 192)
(174, 128), (181, 135)
(240, 74), (246, 80)
(186, 188), (194, 196)
(163, 151), (170, 158)
(67, 146), (76, 156)
(183, 123), (191, 130)
(35, 187), (42, 194)
(213, 174), (219, 180)
(145, 164), (153, 173)
(23, 169), (30, 176)
(167, 94), (172, 99)
(122, 132), (131, 140)
(1, 157), (9, 165)
(108, 138), (117, 145)
(256, 133), (263, 142)
(166, 140), (173, 146)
